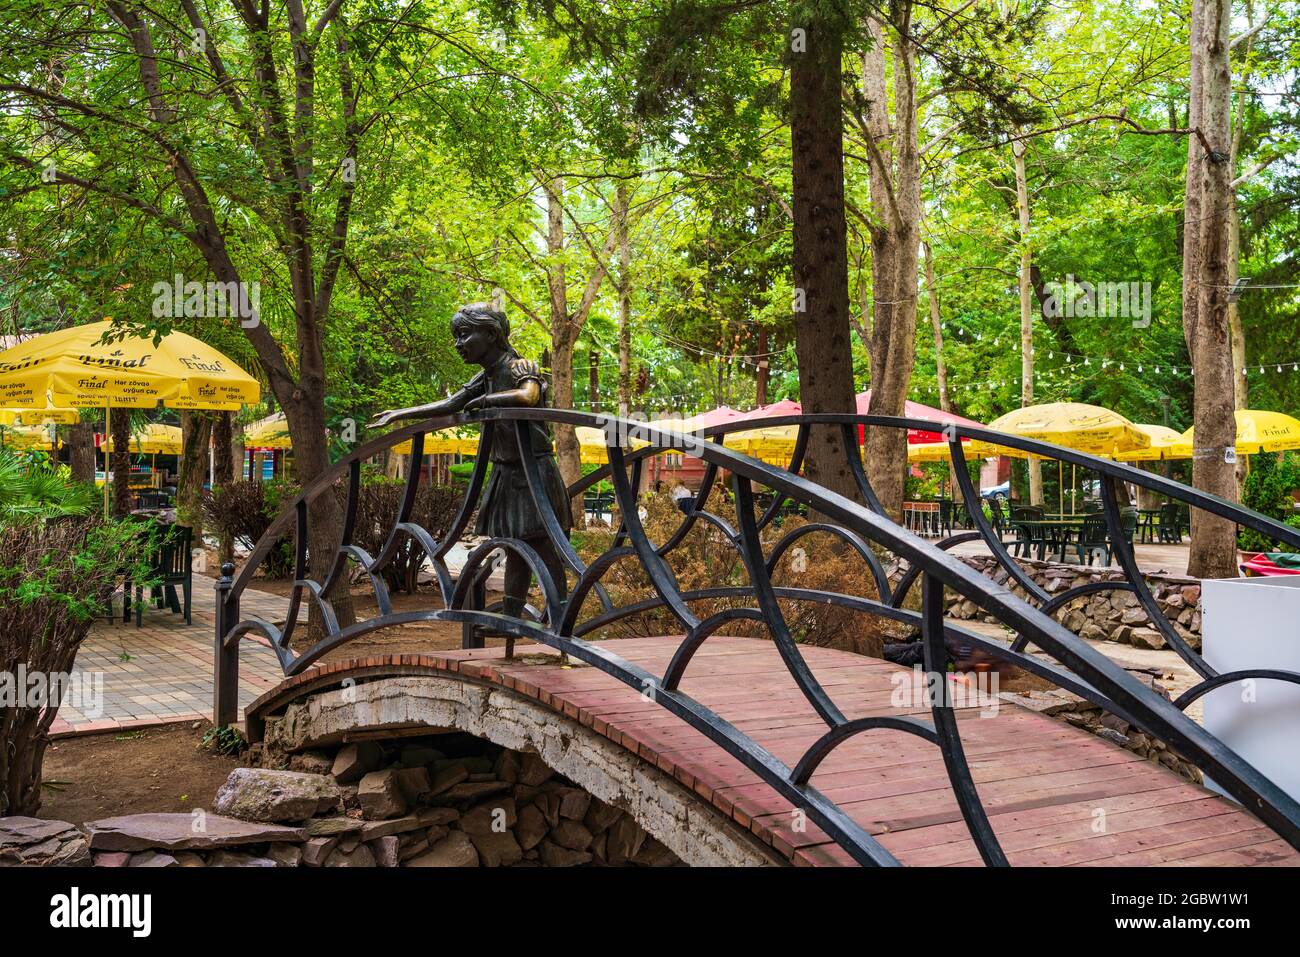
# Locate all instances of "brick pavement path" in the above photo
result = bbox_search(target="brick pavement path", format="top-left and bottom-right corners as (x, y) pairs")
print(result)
(52, 583), (295, 736)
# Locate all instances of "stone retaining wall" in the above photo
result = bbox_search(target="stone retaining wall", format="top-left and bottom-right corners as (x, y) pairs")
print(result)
(944, 555), (1202, 651)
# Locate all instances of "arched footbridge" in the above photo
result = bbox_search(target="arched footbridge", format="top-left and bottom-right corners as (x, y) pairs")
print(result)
(222, 409), (1300, 867)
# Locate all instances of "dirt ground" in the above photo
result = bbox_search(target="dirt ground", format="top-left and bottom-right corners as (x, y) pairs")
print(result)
(37, 722), (240, 827)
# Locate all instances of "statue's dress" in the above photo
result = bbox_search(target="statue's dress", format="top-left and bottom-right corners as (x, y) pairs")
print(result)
(461, 350), (572, 540)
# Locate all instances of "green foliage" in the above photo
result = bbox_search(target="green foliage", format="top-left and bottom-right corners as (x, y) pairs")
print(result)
(1238, 453), (1300, 552)
(200, 724), (247, 758)
(0, 447), (95, 520)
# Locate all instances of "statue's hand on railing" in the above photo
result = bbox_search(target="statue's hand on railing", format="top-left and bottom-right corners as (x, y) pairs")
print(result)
(369, 403), (445, 428)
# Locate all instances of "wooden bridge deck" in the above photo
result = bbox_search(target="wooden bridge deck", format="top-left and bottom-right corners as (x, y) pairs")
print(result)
(247, 636), (1299, 867)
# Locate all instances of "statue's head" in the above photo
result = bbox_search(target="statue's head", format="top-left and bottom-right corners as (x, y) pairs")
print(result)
(451, 302), (510, 351)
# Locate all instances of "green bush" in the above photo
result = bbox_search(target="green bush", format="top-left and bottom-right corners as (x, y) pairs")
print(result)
(0, 447), (95, 520)
(1237, 452), (1300, 553)
(1, 515), (158, 815)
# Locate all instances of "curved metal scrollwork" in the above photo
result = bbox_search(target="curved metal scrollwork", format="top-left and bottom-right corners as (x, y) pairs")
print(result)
(215, 408), (1300, 866)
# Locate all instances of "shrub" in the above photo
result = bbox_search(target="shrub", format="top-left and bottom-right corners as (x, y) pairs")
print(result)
(572, 489), (908, 656)
(1237, 452), (1300, 552)
(202, 480), (295, 577)
(0, 446), (95, 520)
(343, 479), (463, 593)
(204, 477), (465, 590)
(0, 516), (158, 815)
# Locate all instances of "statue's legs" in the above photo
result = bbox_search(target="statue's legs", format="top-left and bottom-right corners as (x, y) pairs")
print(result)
(501, 536), (568, 622)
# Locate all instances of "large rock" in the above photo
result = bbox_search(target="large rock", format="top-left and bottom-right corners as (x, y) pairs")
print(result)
(207, 850), (278, 867)
(360, 815), (426, 841)
(403, 831), (479, 867)
(0, 817), (90, 866)
(358, 770), (407, 820)
(515, 804), (548, 851)
(331, 742), (382, 784)
(213, 768), (340, 823)
(467, 829), (523, 867)
(539, 839), (592, 867)
(86, 813), (306, 852)
(460, 798), (517, 835)
(324, 843), (376, 867)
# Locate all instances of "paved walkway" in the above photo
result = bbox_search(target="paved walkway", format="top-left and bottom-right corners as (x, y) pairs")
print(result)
(947, 537), (1197, 576)
(53, 583), (293, 735)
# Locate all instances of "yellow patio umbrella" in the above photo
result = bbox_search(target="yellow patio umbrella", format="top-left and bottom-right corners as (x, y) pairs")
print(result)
(1111, 424), (1183, 462)
(390, 425), (483, 457)
(722, 424), (799, 466)
(0, 404), (81, 426)
(0, 423), (59, 450)
(1166, 409), (1300, 460)
(0, 319), (259, 411)
(103, 422), (183, 455)
(0, 320), (260, 514)
(243, 412), (293, 450)
(969, 402), (1150, 458)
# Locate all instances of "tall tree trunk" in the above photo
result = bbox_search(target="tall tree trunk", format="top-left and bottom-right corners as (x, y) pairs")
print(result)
(790, 18), (858, 507)
(68, 421), (96, 484)
(544, 179), (584, 526)
(109, 408), (132, 519)
(1013, 136), (1044, 505)
(861, 14), (921, 519)
(212, 411), (234, 486)
(615, 181), (632, 417)
(231, 420), (245, 482)
(1181, 0), (1208, 362)
(756, 325), (769, 407)
(177, 410), (213, 537)
(1187, 0), (1239, 579)
(923, 241), (961, 504)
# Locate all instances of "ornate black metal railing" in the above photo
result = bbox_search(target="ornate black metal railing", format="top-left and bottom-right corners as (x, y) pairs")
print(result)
(214, 409), (1300, 866)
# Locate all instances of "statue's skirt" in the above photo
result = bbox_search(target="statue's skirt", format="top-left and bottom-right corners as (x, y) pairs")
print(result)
(474, 456), (573, 540)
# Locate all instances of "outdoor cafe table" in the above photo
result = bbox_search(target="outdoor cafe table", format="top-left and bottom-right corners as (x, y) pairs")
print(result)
(1011, 517), (1088, 562)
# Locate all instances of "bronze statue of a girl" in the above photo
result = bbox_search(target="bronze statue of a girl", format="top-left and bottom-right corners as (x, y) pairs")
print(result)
(373, 303), (570, 638)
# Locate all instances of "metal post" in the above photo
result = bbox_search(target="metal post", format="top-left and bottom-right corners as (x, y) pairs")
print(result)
(214, 562), (240, 725)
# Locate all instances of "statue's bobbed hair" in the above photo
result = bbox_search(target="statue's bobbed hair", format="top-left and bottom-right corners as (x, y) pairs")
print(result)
(451, 302), (510, 349)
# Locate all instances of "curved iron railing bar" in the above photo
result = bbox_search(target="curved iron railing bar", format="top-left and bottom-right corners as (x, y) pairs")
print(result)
(764, 521), (893, 607)
(516, 424), (587, 582)
(757, 423), (810, 533)
(1098, 476), (1213, 680)
(390, 521), (452, 604)
(558, 545), (636, 637)
(318, 458), (363, 598)
(948, 438), (1050, 604)
(663, 608), (768, 690)
(841, 421), (886, 515)
(276, 500), (312, 650)
(731, 473), (846, 728)
(610, 454), (645, 552)
(792, 716), (940, 785)
(889, 531), (984, 609)
(339, 544), (394, 618)
(218, 407), (1300, 859)
(566, 582), (1131, 723)
(427, 422), (494, 586)
(1173, 670), (1300, 711)
(369, 431), (428, 572)
(921, 573), (1009, 866)
(605, 442), (701, 634)
(657, 461), (720, 555)
(449, 536), (563, 629)
(222, 617), (295, 671)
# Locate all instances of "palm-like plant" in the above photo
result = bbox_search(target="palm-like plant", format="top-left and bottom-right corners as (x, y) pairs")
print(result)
(0, 446), (96, 520)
